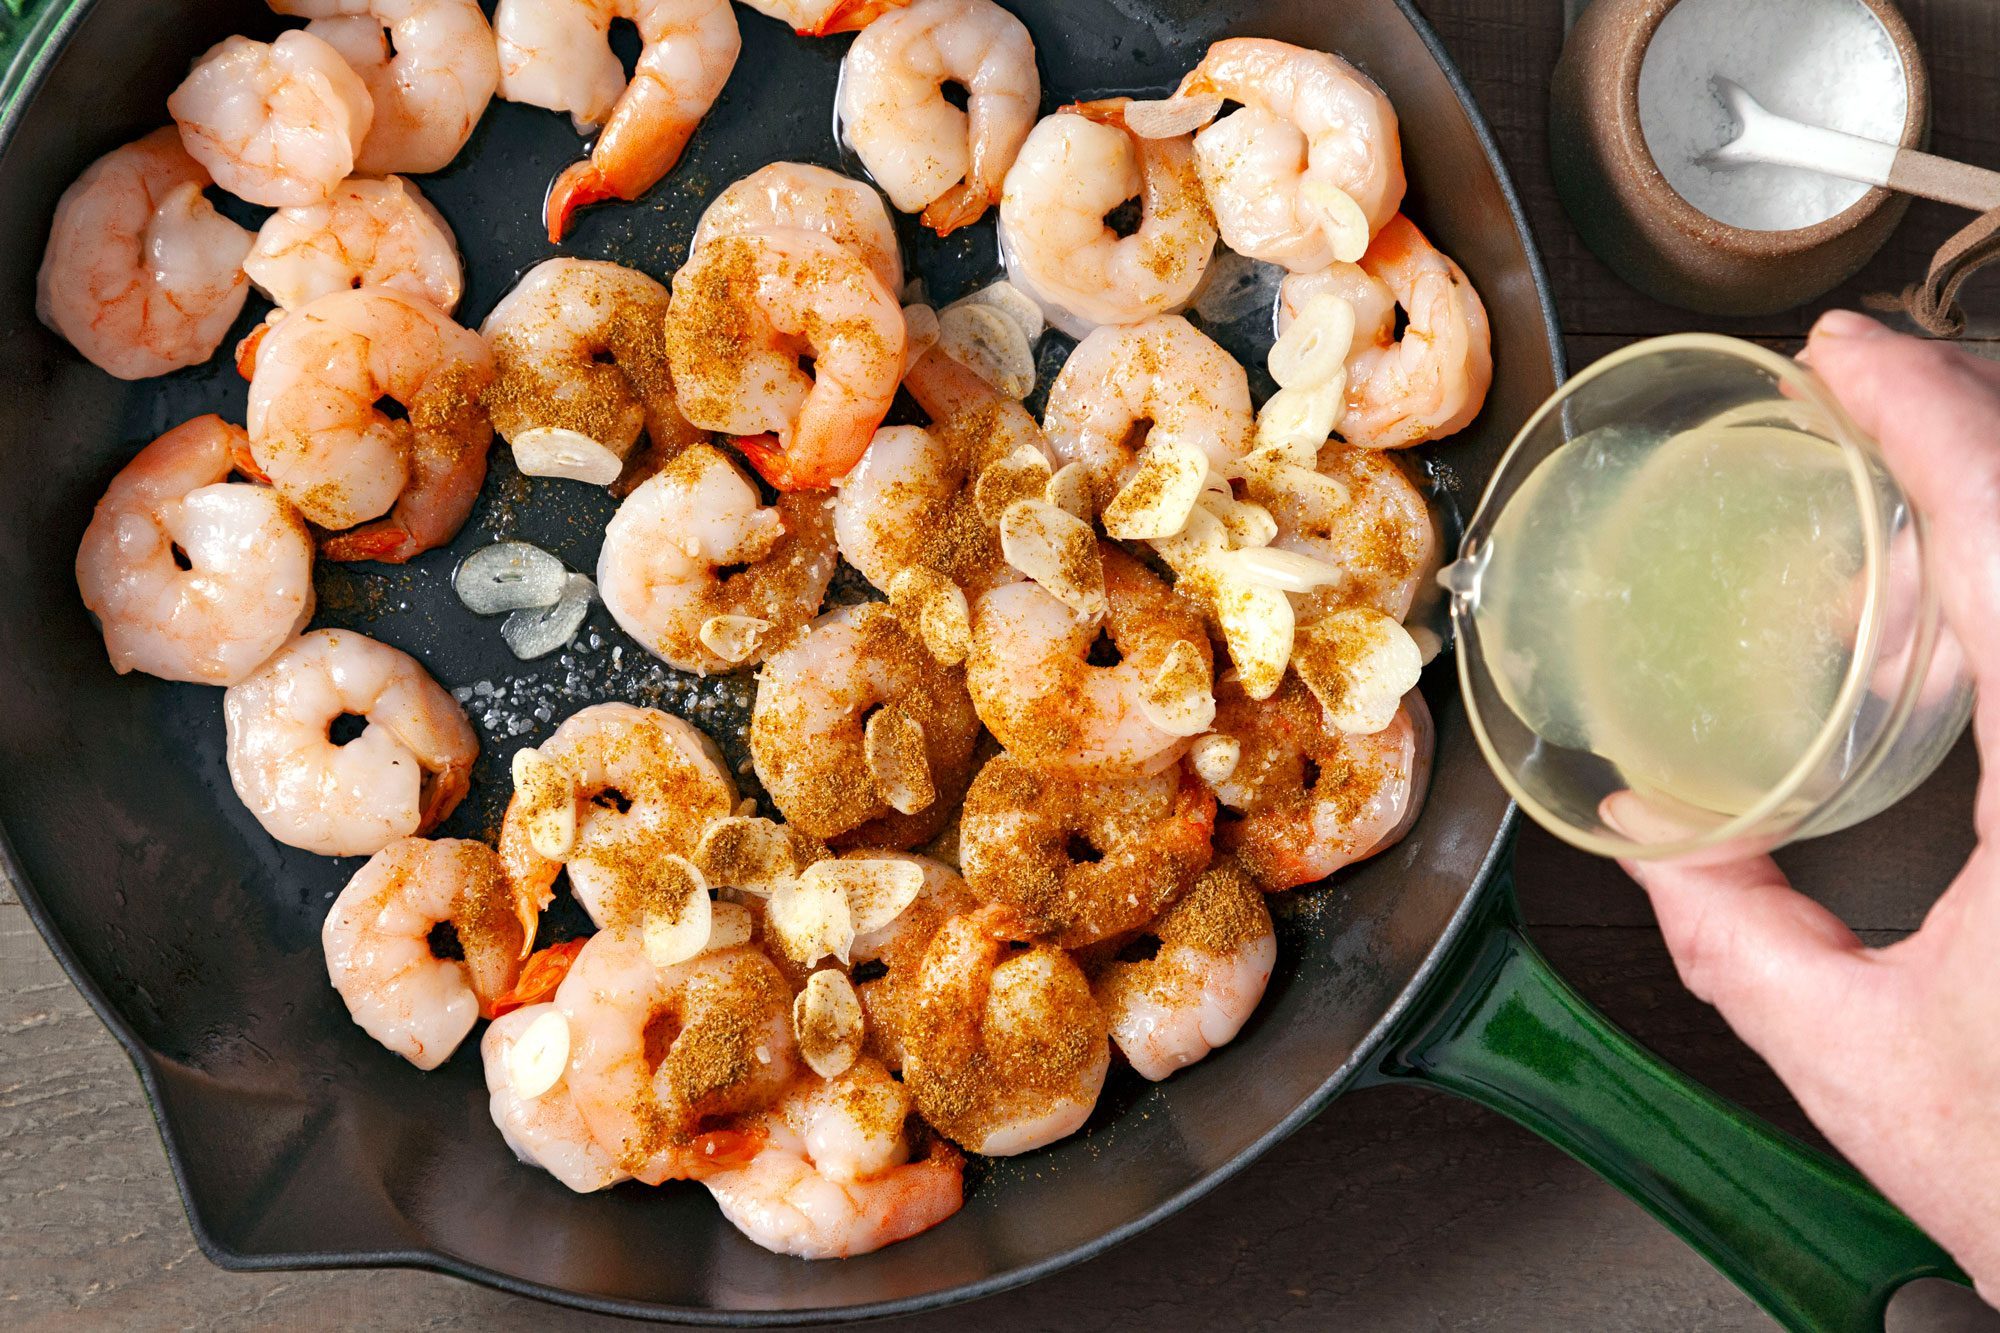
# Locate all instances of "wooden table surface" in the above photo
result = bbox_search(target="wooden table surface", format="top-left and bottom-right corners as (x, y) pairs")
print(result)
(7, 1), (2000, 1328)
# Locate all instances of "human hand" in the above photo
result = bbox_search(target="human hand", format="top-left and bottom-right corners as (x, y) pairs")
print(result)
(1614, 310), (2000, 1299)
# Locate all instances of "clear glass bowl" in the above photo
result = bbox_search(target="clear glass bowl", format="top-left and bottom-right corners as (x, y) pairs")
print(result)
(1448, 333), (1973, 864)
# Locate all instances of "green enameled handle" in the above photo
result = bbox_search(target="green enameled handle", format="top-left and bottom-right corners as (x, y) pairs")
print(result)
(1373, 880), (1965, 1332)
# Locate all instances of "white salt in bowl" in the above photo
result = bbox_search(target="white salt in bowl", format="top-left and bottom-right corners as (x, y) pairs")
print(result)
(1548, 0), (1928, 317)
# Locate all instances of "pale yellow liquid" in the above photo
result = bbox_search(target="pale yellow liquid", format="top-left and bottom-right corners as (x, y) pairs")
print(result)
(1474, 419), (1865, 817)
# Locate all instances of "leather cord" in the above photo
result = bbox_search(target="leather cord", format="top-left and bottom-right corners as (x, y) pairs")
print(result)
(1904, 204), (2000, 337)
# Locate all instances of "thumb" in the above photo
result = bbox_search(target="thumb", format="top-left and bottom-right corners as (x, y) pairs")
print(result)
(1607, 793), (1867, 1065)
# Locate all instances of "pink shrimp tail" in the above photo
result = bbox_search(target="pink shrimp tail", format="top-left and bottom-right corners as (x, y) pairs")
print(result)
(920, 180), (997, 237)
(320, 523), (420, 564)
(545, 161), (619, 244)
(801, 0), (907, 35)
(736, 432), (826, 492)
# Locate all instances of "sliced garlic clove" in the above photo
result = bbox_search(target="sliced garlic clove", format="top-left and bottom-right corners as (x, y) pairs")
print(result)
(1235, 437), (1322, 476)
(1254, 378), (1347, 459)
(1268, 291), (1356, 390)
(505, 1007), (572, 1101)
(1198, 491), (1279, 549)
(938, 301), (1036, 400)
(1410, 623), (1445, 666)
(699, 613), (772, 665)
(510, 746), (577, 861)
(887, 566), (972, 666)
(863, 704), (935, 815)
(902, 303), (941, 378)
(1210, 571), (1295, 701)
(1210, 545), (1346, 594)
(1294, 608), (1423, 735)
(954, 279), (1045, 345)
(706, 899), (754, 952)
(455, 541), (567, 615)
(1044, 461), (1094, 520)
(805, 856), (928, 935)
(1298, 180), (1371, 265)
(1000, 498), (1107, 622)
(641, 855), (713, 968)
(511, 426), (627, 487)
(696, 815), (822, 894)
(973, 445), (1054, 525)
(1189, 733), (1242, 786)
(767, 870), (856, 967)
(1121, 91), (1224, 138)
(1150, 501), (1229, 577)
(793, 969), (864, 1080)
(1102, 434), (1211, 541)
(1136, 639), (1216, 737)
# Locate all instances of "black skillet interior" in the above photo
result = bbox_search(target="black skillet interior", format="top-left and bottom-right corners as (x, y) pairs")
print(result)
(0, 0), (1557, 1319)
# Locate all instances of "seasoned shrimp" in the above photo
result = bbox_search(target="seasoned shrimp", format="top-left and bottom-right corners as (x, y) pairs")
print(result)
(839, 0), (1038, 235)
(246, 285), (494, 562)
(224, 628), (478, 857)
(834, 346), (1052, 600)
(691, 162), (903, 296)
(1279, 216), (1492, 449)
(482, 1004), (630, 1192)
(1041, 315), (1255, 505)
(1248, 441), (1438, 622)
(968, 546), (1213, 774)
(480, 259), (705, 484)
(279, 0), (500, 175)
(705, 1060), (964, 1258)
(997, 102), (1217, 337)
(36, 128), (253, 380)
(959, 754), (1214, 948)
(495, 0), (742, 241)
(847, 852), (973, 1072)
(1205, 677), (1431, 891)
(75, 415), (313, 686)
(324, 837), (524, 1069)
(597, 444), (838, 673)
(245, 175), (463, 314)
(557, 934), (795, 1183)
(167, 31), (374, 207)
(1167, 37), (1404, 269)
(665, 231), (905, 490)
(740, 0), (907, 36)
(751, 603), (980, 847)
(903, 905), (1109, 1155)
(1091, 856), (1274, 1080)
(499, 702), (738, 934)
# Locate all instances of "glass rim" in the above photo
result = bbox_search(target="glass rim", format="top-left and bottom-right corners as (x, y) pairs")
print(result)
(1452, 332), (1893, 861)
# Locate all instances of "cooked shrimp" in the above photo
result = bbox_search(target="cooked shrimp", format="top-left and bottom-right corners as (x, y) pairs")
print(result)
(1041, 315), (1255, 506)
(36, 128), (253, 380)
(245, 285), (494, 562)
(996, 102), (1217, 337)
(960, 754), (1214, 948)
(279, 0), (499, 175)
(223, 628), (477, 857)
(968, 546), (1212, 774)
(1279, 216), (1492, 449)
(1249, 441), (1438, 622)
(691, 162), (903, 296)
(557, 933), (795, 1183)
(739, 0), (907, 36)
(499, 702), (739, 933)
(482, 1004), (631, 1192)
(839, 0), (1038, 235)
(167, 30), (375, 208)
(495, 0), (742, 241)
(244, 175), (463, 314)
(324, 837), (524, 1069)
(75, 415), (313, 686)
(1169, 37), (1404, 269)
(665, 231), (905, 490)
(846, 852), (973, 1072)
(834, 346), (1051, 599)
(751, 603), (980, 847)
(1205, 677), (1431, 891)
(480, 259), (704, 481)
(597, 443), (838, 673)
(903, 905), (1109, 1156)
(704, 1060), (964, 1258)
(1091, 856), (1274, 1080)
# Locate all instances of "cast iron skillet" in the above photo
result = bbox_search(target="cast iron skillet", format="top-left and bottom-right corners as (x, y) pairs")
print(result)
(0, 0), (1967, 1325)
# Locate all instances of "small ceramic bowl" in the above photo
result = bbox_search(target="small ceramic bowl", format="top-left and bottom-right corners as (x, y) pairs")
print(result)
(1550, 0), (1929, 317)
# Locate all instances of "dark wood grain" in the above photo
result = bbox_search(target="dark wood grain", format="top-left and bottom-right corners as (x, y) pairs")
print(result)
(6, 0), (2000, 1328)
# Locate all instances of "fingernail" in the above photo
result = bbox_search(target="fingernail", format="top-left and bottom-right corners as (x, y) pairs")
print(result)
(1814, 309), (1890, 340)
